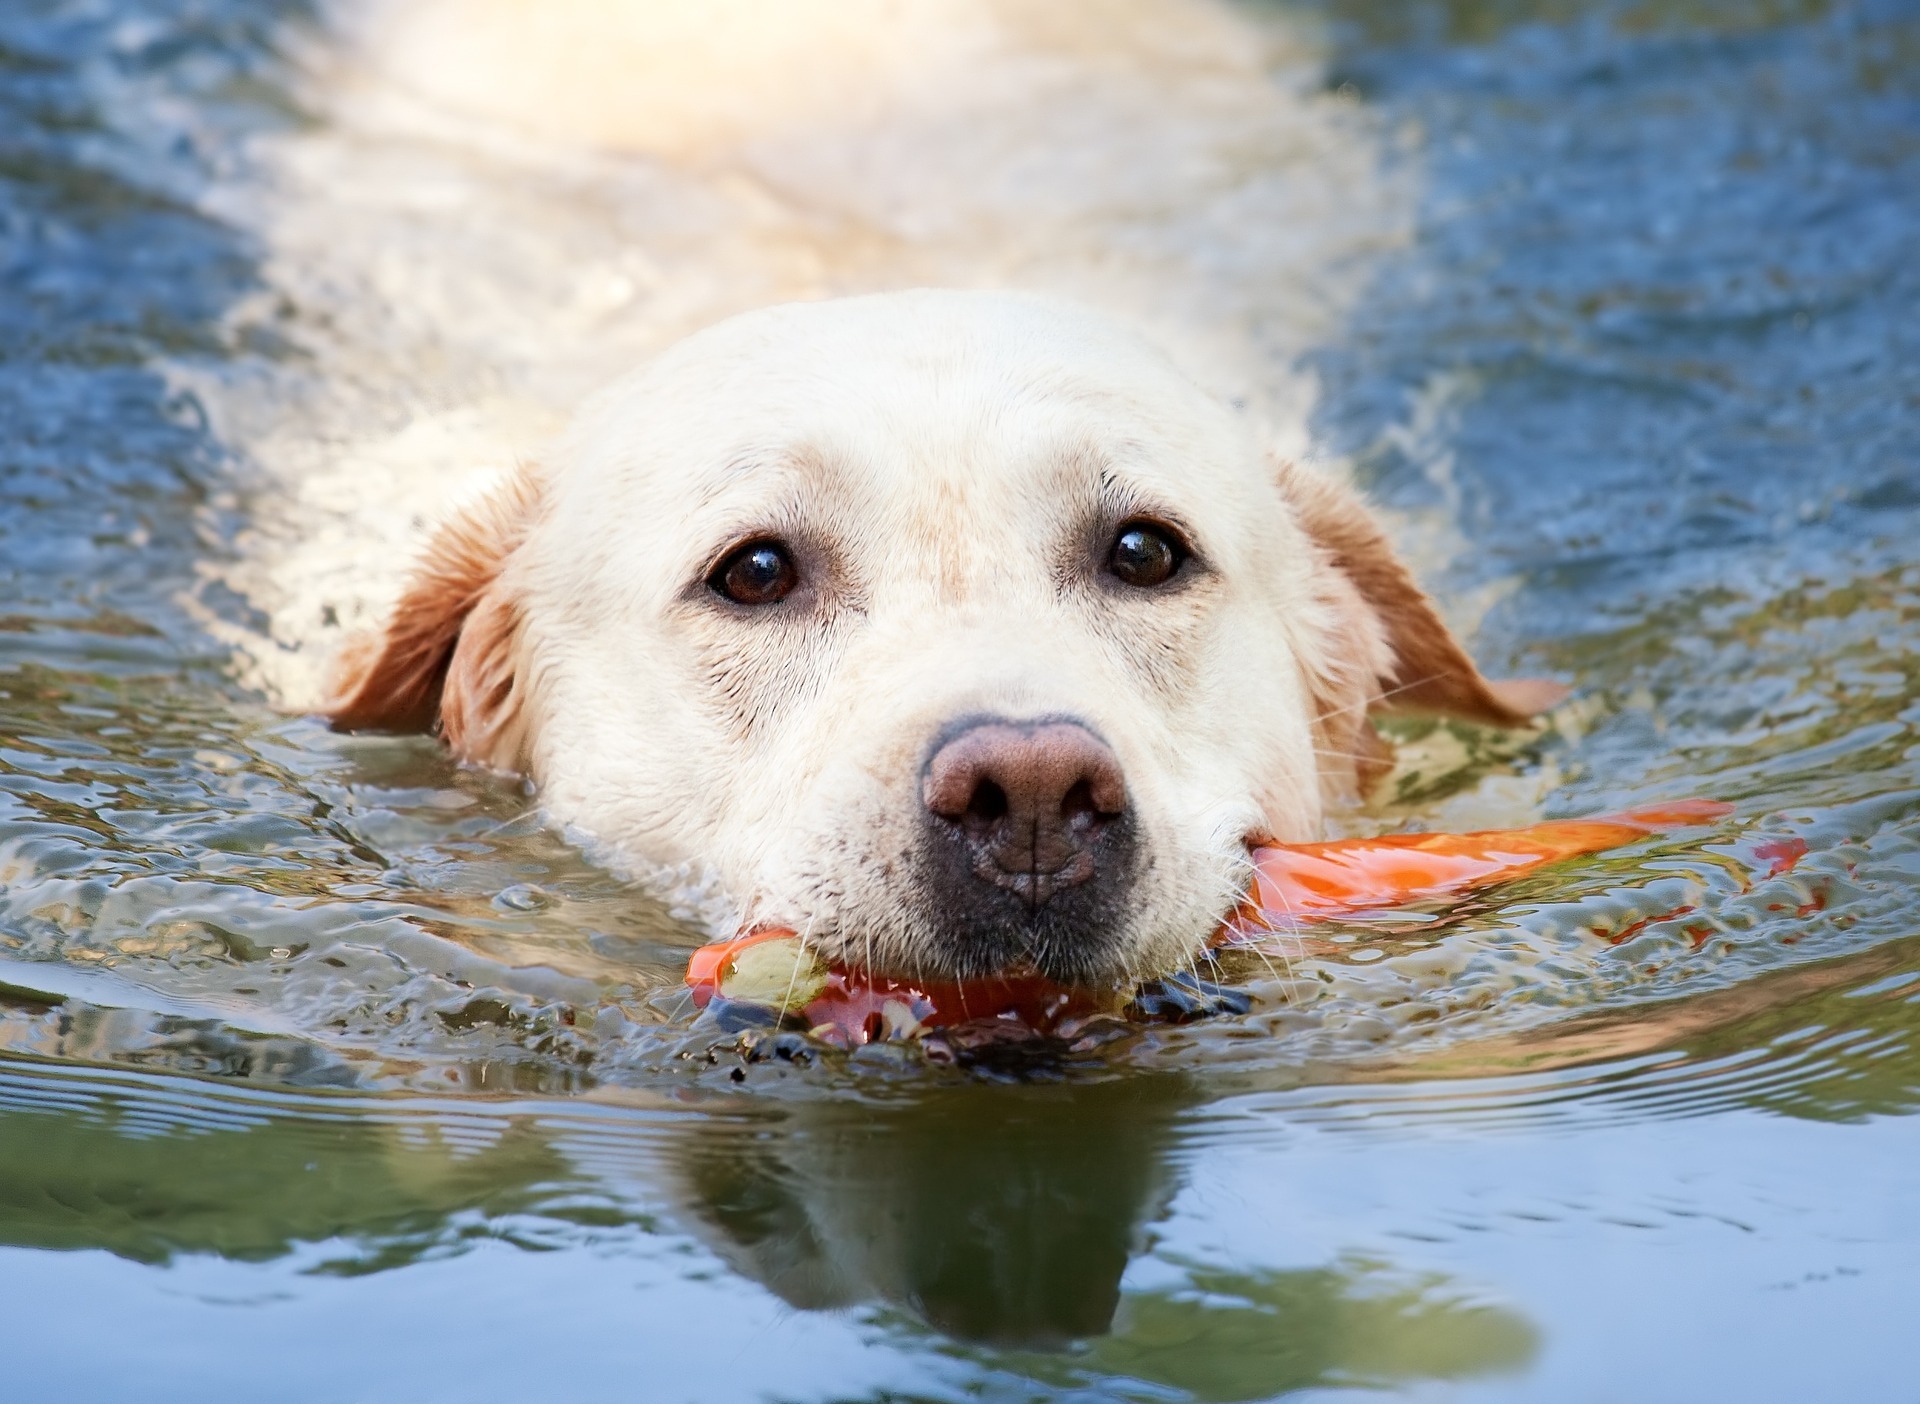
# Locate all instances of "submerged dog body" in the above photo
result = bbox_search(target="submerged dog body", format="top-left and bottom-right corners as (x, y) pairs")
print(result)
(327, 292), (1554, 984)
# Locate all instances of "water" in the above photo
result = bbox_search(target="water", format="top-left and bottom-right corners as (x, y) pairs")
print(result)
(1, 0), (1917, 1398)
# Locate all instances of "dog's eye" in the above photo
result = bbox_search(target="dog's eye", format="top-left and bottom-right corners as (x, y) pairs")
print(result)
(1107, 521), (1185, 589)
(711, 540), (798, 606)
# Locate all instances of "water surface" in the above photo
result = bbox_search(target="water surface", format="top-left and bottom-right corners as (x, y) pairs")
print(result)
(1, 0), (1917, 1399)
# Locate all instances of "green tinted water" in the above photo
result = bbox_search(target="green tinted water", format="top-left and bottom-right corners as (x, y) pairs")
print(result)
(2, 0), (1917, 1398)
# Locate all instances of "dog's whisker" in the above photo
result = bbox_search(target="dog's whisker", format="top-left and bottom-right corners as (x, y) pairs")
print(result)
(1309, 669), (1455, 728)
(472, 804), (543, 839)
(779, 916), (819, 1023)
(1214, 848), (1313, 1001)
(1312, 745), (1395, 766)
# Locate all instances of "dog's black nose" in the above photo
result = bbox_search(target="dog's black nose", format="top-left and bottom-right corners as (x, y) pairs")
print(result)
(922, 719), (1128, 910)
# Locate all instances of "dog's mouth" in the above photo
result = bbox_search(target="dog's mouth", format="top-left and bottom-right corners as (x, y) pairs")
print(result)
(690, 831), (1261, 1048)
(687, 801), (1734, 1055)
(685, 925), (1251, 1063)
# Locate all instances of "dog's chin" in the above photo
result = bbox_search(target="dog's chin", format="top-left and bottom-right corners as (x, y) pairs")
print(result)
(781, 892), (1227, 988)
(815, 932), (1148, 990)
(891, 816), (1145, 986)
(912, 913), (1141, 988)
(807, 885), (1227, 991)
(758, 821), (1243, 988)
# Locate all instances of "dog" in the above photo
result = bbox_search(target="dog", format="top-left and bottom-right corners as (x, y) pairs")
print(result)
(321, 290), (1560, 986)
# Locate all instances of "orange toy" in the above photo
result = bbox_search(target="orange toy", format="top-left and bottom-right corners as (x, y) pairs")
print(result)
(687, 930), (1102, 1048)
(1222, 799), (1734, 935)
(686, 799), (1735, 1046)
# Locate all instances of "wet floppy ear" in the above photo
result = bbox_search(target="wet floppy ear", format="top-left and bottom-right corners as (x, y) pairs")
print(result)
(1274, 458), (1568, 732)
(322, 466), (542, 773)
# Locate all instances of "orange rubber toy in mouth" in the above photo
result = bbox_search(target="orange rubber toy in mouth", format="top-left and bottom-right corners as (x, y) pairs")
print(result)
(685, 799), (1736, 1048)
(1222, 799), (1735, 932)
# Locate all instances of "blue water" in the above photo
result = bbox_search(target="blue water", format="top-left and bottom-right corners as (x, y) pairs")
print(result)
(2, 0), (1917, 1399)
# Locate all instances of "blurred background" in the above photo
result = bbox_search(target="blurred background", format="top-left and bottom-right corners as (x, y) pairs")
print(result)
(0, 1), (1916, 1399)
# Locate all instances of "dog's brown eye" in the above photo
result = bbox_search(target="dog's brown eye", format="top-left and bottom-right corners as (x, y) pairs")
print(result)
(1108, 522), (1184, 588)
(712, 541), (797, 606)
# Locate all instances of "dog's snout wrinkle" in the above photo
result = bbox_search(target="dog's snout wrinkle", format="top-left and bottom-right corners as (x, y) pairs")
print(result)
(922, 720), (1126, 908)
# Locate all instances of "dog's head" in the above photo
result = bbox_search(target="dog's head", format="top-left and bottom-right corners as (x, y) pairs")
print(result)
(327, 292), (1556, 984)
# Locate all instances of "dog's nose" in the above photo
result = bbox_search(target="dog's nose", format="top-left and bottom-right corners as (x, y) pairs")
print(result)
(922, 719), (1128, 908)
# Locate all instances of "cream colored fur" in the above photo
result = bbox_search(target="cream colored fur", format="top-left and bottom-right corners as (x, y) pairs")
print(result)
(190, 0), (1556, 979)
(325, 292), (1549, 981)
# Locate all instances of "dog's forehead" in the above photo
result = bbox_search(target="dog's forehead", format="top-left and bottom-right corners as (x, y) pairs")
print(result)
(560, 292), (1261, 528)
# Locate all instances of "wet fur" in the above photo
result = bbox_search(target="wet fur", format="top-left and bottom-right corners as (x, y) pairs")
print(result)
(324, 466), (542, 771)
(324, 293), (1557, 982)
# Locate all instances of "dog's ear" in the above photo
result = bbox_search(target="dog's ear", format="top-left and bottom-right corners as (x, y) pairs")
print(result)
(323, 467), (541, 772)
(1275, 458), (1566, 732)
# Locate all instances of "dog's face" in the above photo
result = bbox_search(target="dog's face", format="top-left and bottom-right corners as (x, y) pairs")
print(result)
(328, 292), (1550, 984)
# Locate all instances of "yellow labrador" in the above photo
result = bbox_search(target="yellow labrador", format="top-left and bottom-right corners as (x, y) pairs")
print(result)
(325, 291), (1558, 984)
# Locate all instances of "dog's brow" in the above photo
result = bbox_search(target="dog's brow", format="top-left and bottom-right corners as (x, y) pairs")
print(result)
(1092, 463), (1201, 549)
(682, 446), (841, 540)
(696, 444), (832, 505)
(688, 498), (813, 574)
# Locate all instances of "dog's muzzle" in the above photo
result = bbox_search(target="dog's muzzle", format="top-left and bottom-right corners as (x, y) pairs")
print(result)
(915, 715), (1139, 983)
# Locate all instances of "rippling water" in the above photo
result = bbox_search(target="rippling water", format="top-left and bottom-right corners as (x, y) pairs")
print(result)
(2, 0), (1917, 1398)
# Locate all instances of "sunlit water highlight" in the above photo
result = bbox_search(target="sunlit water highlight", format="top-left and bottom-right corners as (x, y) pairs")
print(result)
(1, 0), (1916, 1398)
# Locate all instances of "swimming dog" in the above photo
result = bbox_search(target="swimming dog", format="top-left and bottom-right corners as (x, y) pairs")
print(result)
(214, 0), (1560, 983)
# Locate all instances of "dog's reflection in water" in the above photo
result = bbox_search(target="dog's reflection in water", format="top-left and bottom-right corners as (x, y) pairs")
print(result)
(0, 1019), (1535, 1391)
(666, 1075), (1539, 1395)
(672, 1077), (1186, 1346)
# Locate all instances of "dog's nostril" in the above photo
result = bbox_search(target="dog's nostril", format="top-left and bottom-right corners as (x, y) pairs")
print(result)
(1061, 778), (1098, 823)
(922, 717), (1130, 907)
(922, 720), (1126, 831)
(967, 779), (1009, 825)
